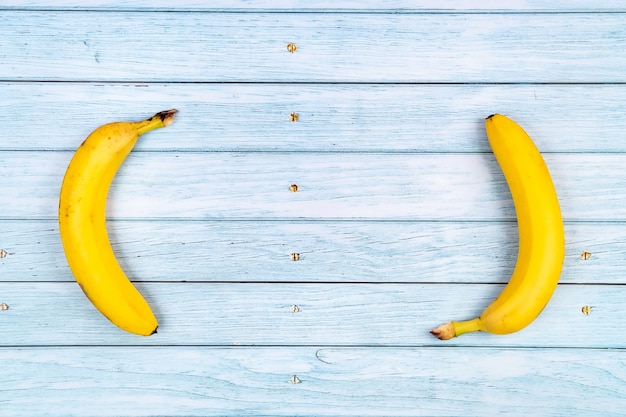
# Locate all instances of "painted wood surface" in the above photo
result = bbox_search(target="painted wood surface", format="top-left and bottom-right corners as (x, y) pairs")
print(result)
(1, 4), (625, 417)
(4, 151), (626, 221)
(2, 83), (626, 153)
(1, 219), (617, 283)
(2, 0), (626, 11)
(0, 282), (621, 348)
(2, 347), (625, 417)
(1, 12), (626, 82)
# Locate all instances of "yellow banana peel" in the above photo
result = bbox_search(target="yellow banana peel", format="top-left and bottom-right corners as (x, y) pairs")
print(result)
(59, 110), (177, 336)
(431, 114), (565, 339)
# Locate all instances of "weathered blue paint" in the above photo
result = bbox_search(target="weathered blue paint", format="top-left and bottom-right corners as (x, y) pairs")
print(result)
(1, 3), (625, 416)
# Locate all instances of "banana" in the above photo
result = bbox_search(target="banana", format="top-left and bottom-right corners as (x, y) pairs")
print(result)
(59, 110), (178, 336)
(430, 114), (565, 340)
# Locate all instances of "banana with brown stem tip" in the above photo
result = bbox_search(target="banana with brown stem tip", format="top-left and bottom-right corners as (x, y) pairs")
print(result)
(431, 114), (565, 339)
(59, 110), (178, 336)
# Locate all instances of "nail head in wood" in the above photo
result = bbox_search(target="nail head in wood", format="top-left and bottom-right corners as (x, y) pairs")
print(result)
(289, 375), (302, 384)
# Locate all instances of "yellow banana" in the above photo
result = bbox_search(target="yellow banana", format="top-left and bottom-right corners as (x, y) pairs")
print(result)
(59, 110), (178, 336)
(431, 114), (565, 340)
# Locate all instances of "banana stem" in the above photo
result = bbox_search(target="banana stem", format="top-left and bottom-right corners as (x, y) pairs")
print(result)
(452, 318), (483, 337)
(430, 318), (483, 340)
(136, 109), (178, 136)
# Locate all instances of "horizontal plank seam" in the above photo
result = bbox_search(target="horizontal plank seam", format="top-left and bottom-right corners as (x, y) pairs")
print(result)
(1, 344), (624, 350)
(4, 80), (626, 86)
(3, 8), (626, 14)
(2, 149), (624, 156)
(2, 217), (626, 224)
(1, 281), (623, 286)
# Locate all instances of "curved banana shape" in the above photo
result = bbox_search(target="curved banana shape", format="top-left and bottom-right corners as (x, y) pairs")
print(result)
(431, 114), (565, 340)
(59, 110), (178, 336)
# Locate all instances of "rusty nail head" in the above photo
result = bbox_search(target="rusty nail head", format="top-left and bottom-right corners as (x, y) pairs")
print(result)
(289, 184), (299, 192)
(581, 305), (592, 315)
(580, 251), (591, 260)
(0, 303), (8, 311)
(287, 43), (298, 53)
(289, 112), (299, 122)
(290, 253), (300, 261)
(291, 304), (301, 313)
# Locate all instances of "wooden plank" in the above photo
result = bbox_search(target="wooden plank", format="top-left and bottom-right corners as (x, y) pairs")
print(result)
(0, 282), (620, 348)
(2, 151), (626, 221)
(3, 83), (626, 153)
(1, 346), (624, 416)
(2, 12), (626, 82)
(2, 0), (626, 12)
(0, 219), (617, 284)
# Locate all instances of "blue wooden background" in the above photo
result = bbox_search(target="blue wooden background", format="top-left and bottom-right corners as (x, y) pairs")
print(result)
(2, 1), (626, 416)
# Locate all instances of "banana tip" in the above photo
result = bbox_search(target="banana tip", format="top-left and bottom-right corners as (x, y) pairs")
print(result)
(154, 109), (178, 126)
(485, 113), (499, 120)
(430, 322), (456, 340)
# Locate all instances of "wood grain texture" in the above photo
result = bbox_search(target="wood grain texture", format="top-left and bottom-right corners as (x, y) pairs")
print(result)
(2, 12), (626, 82)
(0, 219), (617, 284)
(2, 83), (626, 153)
(0, 282), (620, 348)
(3, 0), (626, 12)
(1, 3), (625, 416)
(1, 346), (625, 417)
(3, 151), (626, 221)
